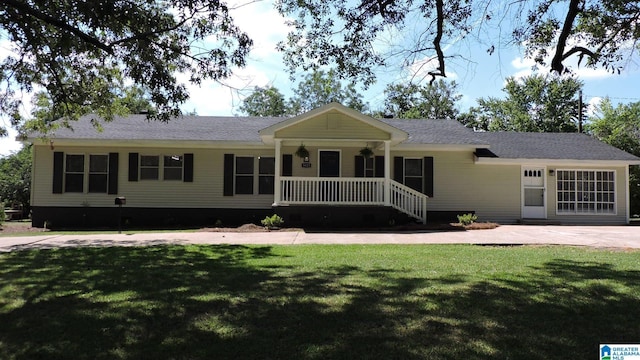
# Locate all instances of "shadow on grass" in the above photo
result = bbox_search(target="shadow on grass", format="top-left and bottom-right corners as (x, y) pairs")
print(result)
(0, 246), (639, 359)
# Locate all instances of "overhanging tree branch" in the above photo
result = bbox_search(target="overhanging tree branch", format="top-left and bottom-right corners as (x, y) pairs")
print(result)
(428, 0), (446, 84)
(550, 0), (582, 74)
(4, 0), (114, 54)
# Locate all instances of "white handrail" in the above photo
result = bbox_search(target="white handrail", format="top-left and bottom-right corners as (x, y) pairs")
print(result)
(389, 180), (428, 223)
(277, 177), (427, 223)
(280, 177), (385, 205)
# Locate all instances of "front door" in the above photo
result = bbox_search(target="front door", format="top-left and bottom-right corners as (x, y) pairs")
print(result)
(522, 167), (546, 219)
(319, 150), (340, 177)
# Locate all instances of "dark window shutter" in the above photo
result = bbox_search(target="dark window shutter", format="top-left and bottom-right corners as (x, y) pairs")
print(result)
(128, 153), (139, 182)
(393, 156), (404, 183)
(282, 154), (293, 176)
(374, 156), (385, 178)
(223, 154), (234, 196)
(184, 153), (194, 182)
(108, 153), (119, 194)
(355, 155), (364, 177)
(424, 156), (434, 197)
(52, 152), (64, 193)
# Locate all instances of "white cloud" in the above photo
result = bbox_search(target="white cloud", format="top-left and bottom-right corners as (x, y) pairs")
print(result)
(586, 96), (603, 117)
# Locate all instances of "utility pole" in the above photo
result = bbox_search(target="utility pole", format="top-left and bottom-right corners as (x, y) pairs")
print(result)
(578, 90), (583, 133)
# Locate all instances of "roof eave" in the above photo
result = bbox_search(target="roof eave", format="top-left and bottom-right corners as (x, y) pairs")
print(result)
(474, 156), (640, 166)
(34, 138), (271, 149)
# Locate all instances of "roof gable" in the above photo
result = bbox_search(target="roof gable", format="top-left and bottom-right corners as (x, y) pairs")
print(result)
(259, 102), (407, 144)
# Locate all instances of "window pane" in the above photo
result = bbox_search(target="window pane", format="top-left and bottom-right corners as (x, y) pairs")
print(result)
(164, 167), (183, 180)
(405, 159), (422, 176)
(65, 174), (84, 192)
(235, 176), (253, 194)
(259, 157), (275, 175)
(66, 154), (84, 172)
(236, 157), (254, 174)
(140, 168), (159, 180)
(88, 174), (108, 193)
(141, 156), (159, 166)
(164, 155), (183, 167)
(405, 177), (422, 192)
(259, 176), (274, 194)
(89, 155), (108, 172)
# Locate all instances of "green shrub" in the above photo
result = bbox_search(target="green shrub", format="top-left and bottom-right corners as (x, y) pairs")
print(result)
(457, 213), (477, 226)
(261, 214), (284, 229)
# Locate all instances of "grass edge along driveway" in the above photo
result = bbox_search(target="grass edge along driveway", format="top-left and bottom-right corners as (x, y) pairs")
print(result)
(1, 244), (639, 359)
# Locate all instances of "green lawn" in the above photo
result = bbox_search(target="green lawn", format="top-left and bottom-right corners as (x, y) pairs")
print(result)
(1, 244), (639, 359)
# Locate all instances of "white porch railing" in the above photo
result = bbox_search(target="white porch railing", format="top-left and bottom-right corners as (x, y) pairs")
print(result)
(280, 177), (385, 205)
(389, 181), (428, 224)
(278, 177), (427, 223)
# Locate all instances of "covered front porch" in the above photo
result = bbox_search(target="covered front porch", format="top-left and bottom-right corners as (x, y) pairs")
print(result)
(260, 103), (428, 223)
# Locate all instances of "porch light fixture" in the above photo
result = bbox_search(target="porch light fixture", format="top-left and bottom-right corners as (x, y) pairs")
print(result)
(549, 169), (555, 176)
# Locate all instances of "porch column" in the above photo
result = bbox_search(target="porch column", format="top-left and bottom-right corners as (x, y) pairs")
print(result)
(384, 140), (391, 206)
(273, 139), (282, 206)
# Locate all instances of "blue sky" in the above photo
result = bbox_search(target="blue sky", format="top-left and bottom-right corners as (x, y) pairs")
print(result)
(2, 0), (640, 156)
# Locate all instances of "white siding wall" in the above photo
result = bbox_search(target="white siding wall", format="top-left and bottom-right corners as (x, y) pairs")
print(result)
(32, 145), (275, 209)
(393, 150), (522, 223)
(32, 144), (631, 223)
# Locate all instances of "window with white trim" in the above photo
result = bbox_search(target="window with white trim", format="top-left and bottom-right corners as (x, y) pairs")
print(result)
(404, 158), (423, 192)
(556, 170), (616, 214)
(88, 154), (109, 193)
(235, 156), (254, 194)
(65, 154), (85, 192)
(258, 156), (275, 194)
(163, 155), (183, 180)
(140, 155), (159, 180)
(364, 157), (374, 177)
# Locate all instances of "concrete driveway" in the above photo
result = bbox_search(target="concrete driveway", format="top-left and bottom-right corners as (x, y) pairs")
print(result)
(1, 225), (639, 252)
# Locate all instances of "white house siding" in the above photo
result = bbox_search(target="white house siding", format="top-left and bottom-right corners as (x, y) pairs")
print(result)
(275, 111), (391, 140)
(393, 150), (522, 223)
(32, 145), (276, 210)
(545, 165), (629, 224)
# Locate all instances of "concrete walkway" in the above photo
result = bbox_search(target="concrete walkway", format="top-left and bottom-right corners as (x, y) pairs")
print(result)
(1, 225), (639, 252)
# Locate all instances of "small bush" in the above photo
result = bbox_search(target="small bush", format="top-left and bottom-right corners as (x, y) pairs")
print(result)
(457, 213), (477, 226)
(261, 214), (284, 229)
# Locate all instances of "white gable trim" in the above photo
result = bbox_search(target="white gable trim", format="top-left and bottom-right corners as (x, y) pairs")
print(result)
(259, 102), (408, 145)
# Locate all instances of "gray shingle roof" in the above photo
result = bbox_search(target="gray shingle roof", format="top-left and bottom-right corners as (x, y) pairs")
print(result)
(40, 114), (639, 162)
(475, 132), (640, 161)
(47, 114), (286, 142)
(380, 118), (488, 145)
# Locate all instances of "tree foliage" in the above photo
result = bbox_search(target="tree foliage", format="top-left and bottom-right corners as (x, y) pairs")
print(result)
(0, 145), (32, 213)
(21, 86), (154, 136)
(289, 69), (367, 113)
(383, 80), (462, 119)
(239, 86), (289, 117)
(239, 70), (367, 116)
(1, 0), (252, 135)
(461, 75), (583, 132)
(276, 0), (640, 86)
(588, 98), (640, 215)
